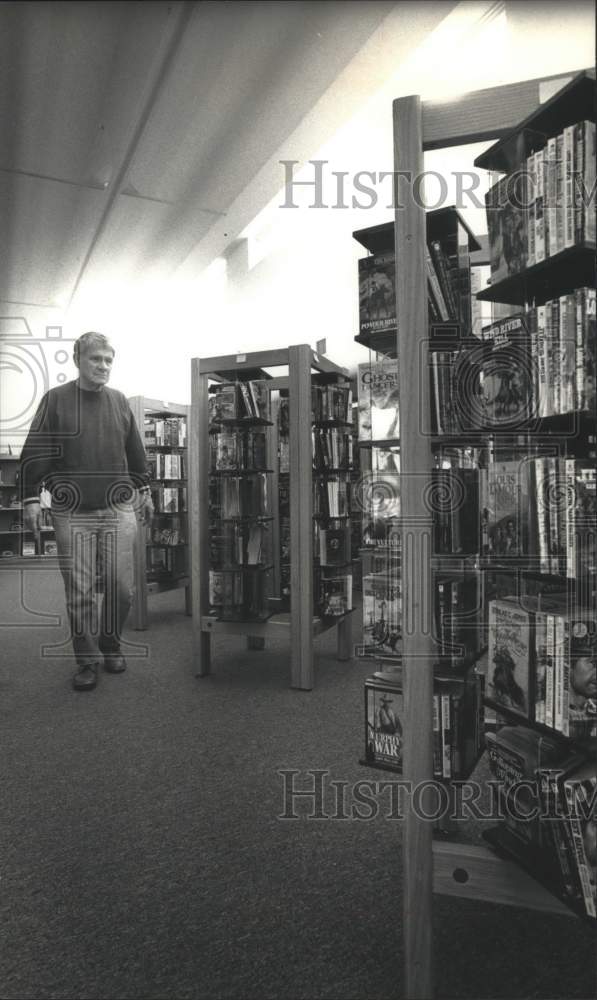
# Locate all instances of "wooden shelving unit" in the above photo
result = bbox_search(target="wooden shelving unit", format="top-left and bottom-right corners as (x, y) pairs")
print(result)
(392, 67), (595, 998)
(0, 453), (55, 562)
(128, 397), (191, 630)
(189, 346), (356, 690)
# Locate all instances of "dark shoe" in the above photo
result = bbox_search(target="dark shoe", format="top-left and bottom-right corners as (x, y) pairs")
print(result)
(73, 663), (98, 691)
(104, 653), (127, 674)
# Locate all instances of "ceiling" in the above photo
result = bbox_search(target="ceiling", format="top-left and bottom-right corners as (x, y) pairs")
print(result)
(0, 0), (404, 313)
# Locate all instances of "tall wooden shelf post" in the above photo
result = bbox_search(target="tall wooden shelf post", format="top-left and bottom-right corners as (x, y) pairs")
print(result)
(393, 94), (435, 1000)
(393, 68), (595, 998)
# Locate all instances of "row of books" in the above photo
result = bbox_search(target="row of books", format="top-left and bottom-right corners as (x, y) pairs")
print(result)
(431, 291), (595, 434)
(486, 596), (597, 741)
(528, 289), (596, 417)
(486, 726), (596, 919)
(209, 380), (270, 424)
(209, 474), (269, 520)
(435, 575), (481, 669)
(357, 360), (400, 441)
(148, 453), (186, 481)
(313, 477), (349, 519)
(209, 520), (270, 569)
(208, 568), (270, 621)
(312, 428), (353, 471)
(150, 525), (185, 546)
(145, 416), (186, 447)
(486, 119), (596, 283)
(364, 672), (484, 779)
(311, 384), (352, 424)
(483, 457), (596, 579)
(358, 236), (466, 337)
(210, 430), (268, 472)
(150, 486), (187, 514)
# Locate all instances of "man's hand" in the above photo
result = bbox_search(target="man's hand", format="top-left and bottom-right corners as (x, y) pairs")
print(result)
(23, 501), (42, 549)
(139, 491), (154, 526)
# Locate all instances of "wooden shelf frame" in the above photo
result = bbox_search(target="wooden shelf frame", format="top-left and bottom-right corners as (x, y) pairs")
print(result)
(393, 66), (593, 999)
(189, 346), (355, 690)
(129, 396), (191, 630)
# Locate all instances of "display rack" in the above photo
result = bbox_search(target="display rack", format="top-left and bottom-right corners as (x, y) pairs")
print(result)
(0, 453), (55, 561)
(392, 68), (595, 998)
(128, 397), (191, 630)
(189, 346), (356, 690)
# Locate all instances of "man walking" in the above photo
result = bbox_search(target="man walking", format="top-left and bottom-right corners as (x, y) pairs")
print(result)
(20, 332), (153, 691)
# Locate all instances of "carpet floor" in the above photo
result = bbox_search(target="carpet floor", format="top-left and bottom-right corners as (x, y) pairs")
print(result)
(0, 565), (595, 999)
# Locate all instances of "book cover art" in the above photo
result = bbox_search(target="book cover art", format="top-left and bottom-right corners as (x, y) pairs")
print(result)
(362, 573), (401, 657)
(358, 252), (396, 335)
(481, 314), (535, 427)
(358, 361), (400, 442)
(212, 384), (238, 422)
(563, 766), (597, 918)
(319, 526), (349, 566)
(487, 598), (533, 718)
(485, 173), (527, 283)
(486, 460), (530, 557)
(365, 680), (404, 770)
(212, 432), (239, 471)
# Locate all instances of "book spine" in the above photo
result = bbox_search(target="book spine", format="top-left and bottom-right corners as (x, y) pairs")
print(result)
(545, 456), (558, 574)
(565, 457), (576, 579)
(536, 304), (548, 417)
(526, 155), (536, 267)
(546, 136), (557, 257)
(545, 612), (555, 729)
(441, 692), (451, 779)
(583, 121), (596, 243)
(432, 693), (442, 778)
(575, 286), (586, 411)
(555, 132), (565, 255)
(574, 121), (585, 245)
(429, 241), (458, 319)
(585, 288), (596, 414)
(426, 250), (450, 320)
(564, 782), (597, 918)
(553, 613), (564, 734)
(561, 616), (571, 738)
(534, 609), (546, 724)
(534, 149), (546, 262)
(564, 125), (575, 249)
(550, 298), (561, 416)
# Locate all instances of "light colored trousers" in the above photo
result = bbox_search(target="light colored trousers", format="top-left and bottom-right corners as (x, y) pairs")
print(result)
(52, 507), (138, 667)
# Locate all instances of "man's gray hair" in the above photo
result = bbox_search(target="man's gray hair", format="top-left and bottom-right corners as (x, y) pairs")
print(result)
(73, 332), (115, 364)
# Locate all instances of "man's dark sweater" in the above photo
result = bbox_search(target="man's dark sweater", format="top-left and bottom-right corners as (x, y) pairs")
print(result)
(20, 380), (149, 510)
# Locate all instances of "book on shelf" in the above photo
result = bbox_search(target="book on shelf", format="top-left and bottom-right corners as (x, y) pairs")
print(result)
(357, 360), (400, 442)
(364, 676), (404, 771)
(312, 428), (352, 470)
(211, 430), (268, 471)
(361, 572), (401, 658)
(487, 728), (596, 919)
(434, 575), (480, 669)
(487, 598), (533, 720)
(319, 574), (352, 617)
(209, 380), (271, 424)
(151, 485), (187, 513)
(480, 313), (536, 426)
(319, 526), (349, 567)
(432, 467), (480, 556)
(483, 459), (532, 559)
(145, 416), (186, 447)
(312, 384), (352, 424)
(485, 121), (595, 289)
(358, 252), (396, 336)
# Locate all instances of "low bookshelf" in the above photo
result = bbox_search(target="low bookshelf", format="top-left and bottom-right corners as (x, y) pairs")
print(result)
(128, 397), (191, 630)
